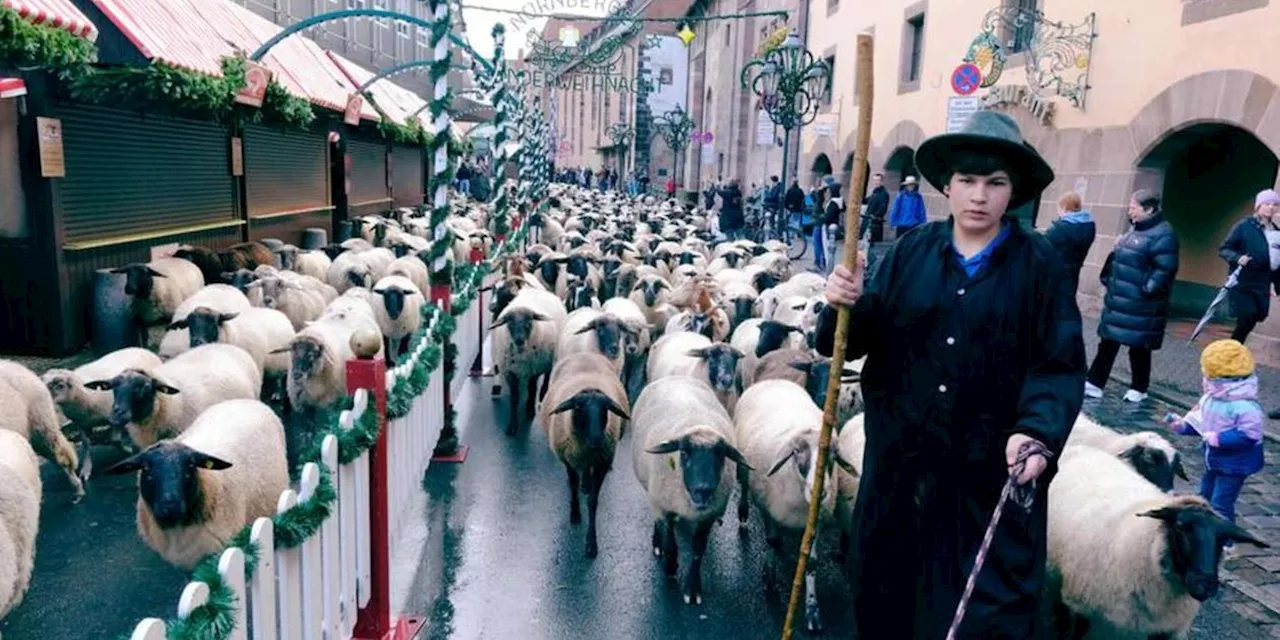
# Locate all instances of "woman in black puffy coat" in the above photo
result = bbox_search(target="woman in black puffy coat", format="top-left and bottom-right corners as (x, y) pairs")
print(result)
(1085, 189), (1179, 403)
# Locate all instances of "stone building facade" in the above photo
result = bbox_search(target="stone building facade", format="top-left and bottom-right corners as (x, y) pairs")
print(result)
(801, 0), (1280, 359)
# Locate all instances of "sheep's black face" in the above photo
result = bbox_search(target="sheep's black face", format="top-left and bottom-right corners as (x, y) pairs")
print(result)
(569, 237), (586, 249)
(724, 253), (742, 268)
(290, 338), (326, 381)
(566, 283), (592, 312)
(392, 243), (411, 258)
(551, 389), (628, 451)
(731, 298), (755, 326)
(277, 248), (297, 270)
(1118, 446), (1177, 492)
(90, 370), (176, 428)
(186, 308), (236, 348)
(116, 264), (156, 298)
(378, 288), (407, 320)
(678, 251), (697, 266)
(1142, 503), (1269, 602)
(602, 258), (621, 278)
(688, 313), (712, 339)
(373, 225), (388, 246)
(756, 321), (799, 358)
(538, 261), (560, 286)
(346, 266), (370, 290)
(753, 272), (778, 292)
(681, 444), (729, 511)
(642, 281), (665, 307)
(491, 282), (520, 321)
(696, 346), (741, 393)
(592, 319), (624, 361)
(567, 256), (590, 279)
(227, 269), (258, 293)
(106, 442), (233, 528)
(529, 212), (545, 228)
(647, 238), (661, 252)
(504, 311), (538, 350)
(642, 254), (658, 268)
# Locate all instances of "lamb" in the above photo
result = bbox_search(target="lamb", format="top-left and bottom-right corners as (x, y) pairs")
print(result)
(43, 347), (163, 464)
(371, 275), (425, 365)
(0, 361), (85, 500)
(492, 287), (567, 434)
(556, 308), (635, 376)
(1066, 413), (1188, 491)
(630, 375), (750, 604)
(664, 288), (730, 342)
(1045, 445), (1268, 639)
(538, 353), (630, 559)
(103, 399), (289, 570)
(729, 319), (805, 386)
(647, 331), (744, 414)
(600, 297), (652, 399)
(734, 379), (853, 633)
(84, 344), (262, 449)
(0, 430), (41, 618)
(112, 257), (205, 348)
(279, 319), (366, 414)
(627, 274), (674, 335)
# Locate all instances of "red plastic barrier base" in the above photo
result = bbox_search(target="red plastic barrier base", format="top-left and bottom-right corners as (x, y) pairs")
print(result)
(354, 615), (425, 640)
(431, 444), (469, 464)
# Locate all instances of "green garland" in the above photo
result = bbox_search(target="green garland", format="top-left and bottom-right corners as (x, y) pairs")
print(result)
(0, 6), (96, 76)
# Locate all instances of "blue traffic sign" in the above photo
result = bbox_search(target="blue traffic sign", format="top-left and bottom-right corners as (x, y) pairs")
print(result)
(951, 63), (982, 96)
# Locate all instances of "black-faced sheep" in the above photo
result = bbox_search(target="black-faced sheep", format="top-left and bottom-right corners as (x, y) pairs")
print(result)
(538, 353), (630, 559)
(113, 257), (205, 348)
(104, 399), (288, 570)
(1067, 413), (1188, 492)
(371, 275), (425, 365)
(647, 331), (744, 414)
(492, 287), (566, 434)
(43, 347), (163, 469)
(631, 375), (749, 604)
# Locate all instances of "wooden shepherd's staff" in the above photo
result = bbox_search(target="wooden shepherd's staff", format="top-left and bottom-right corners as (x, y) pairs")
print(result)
(781, 32), (875, 640)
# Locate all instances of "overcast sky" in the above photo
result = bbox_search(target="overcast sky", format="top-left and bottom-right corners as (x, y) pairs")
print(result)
(461, 0), (611, 60)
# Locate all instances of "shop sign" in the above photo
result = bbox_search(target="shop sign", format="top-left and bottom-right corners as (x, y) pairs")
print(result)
(36, 117), (65, 178)
(946, 96), (981, 133)
(980, 84), (1055, 127)
(344, 93), (364, 126)
(230, 136), (244, 176)
(755, 109), (775, 146)
(234, 61), (272, 108)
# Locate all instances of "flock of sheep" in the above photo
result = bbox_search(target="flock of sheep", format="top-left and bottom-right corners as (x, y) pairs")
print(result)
(0, 202), (492, 623)
(491, 184), (1270, 638)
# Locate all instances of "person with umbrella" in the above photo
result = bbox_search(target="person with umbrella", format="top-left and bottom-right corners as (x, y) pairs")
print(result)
(1217, 189), (1280, 344)
(1084, 190), (1179, 403)
(816, 110), (1085, 639)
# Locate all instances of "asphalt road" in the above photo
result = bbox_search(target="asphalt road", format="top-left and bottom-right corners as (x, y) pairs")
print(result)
(398, 377), (1268, 640)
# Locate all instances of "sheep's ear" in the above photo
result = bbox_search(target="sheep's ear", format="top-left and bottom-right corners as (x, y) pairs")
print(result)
(719, 442), (753, 470)
(167, 319), (189, 330)
(789, 361), (814, 374)
(1136, 506), (1181, 522)
(1222, 520), (1270, 548)
(685, 347), (710, 359)
(491, 316), (510, 328)
(155, 382), (181, 395)
(109, 267), (128, 274)
(603, 396), (630, 420)
(550, 398), (578, 415)
(84, 379), (114, 391)
(839, 368), (861, 383)
(574, 319), (599, 334)
(147, 267), (167, 278)
(188, 451), (233, 471)
(373, 288), (387, 296)
(645, 439), (683, 455)
(727, 346), (745, 359)
(103, 451), (149, 475)
(833, 448), (858, 476)
(218, 313), (239, 324)
(269, 346), (292, 354)
(221, 271), (238, 281)
(767, 450), (795, 477)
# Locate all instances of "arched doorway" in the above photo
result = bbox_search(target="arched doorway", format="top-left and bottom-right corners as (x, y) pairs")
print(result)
(810, 153), (833, 188)
(1136, 123), (1279, 315)
(842, 152), (872, 197)
(883, 146), (916, 193)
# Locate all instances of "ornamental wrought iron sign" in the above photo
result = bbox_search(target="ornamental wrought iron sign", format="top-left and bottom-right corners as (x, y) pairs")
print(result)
(963, 6), (1097, 111)
(522, 12), (648, 93)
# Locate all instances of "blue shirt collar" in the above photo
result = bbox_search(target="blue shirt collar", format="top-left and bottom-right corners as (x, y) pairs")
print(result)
(952, 222), (1012, 278)
(1061, 211), (1093, 224)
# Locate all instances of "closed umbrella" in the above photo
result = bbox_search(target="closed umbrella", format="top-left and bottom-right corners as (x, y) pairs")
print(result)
(1190, 265), (1243, 343)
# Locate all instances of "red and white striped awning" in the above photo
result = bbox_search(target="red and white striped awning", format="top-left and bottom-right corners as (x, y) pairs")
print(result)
(327, 52), (429, 127)
(0, 78), (27, 99)
(89, 0), (232, 76)
(3, 0), (99, 41)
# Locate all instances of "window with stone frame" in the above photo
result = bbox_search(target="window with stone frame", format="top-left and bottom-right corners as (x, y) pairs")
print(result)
(1004, 0), (1038, 54)
(1181, 0), (1269, 26)
(899, 7), (926, 94)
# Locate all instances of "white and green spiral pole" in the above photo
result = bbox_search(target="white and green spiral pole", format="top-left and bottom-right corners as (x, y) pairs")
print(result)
(427, 0), (459, 458)
(487, 24), (512, 242)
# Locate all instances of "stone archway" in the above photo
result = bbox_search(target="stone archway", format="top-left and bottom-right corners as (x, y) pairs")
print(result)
(870, 120), (926, 174)
(883, 146), (917, 193)
(810, 153), (833, 189)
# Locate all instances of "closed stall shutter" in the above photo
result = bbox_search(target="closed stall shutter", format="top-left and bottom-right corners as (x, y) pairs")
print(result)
(244, 124), (328, 216)
(58, 104), (235, 243)
(391, 145), (423, 207)
(348, 138), (388, 206)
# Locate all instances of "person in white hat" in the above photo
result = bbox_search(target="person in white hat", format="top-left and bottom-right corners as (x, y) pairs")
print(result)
(888, 174), (927, 238)
(1218, 188), (1280, 344)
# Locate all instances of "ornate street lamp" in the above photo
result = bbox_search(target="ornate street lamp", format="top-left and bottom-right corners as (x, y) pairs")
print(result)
(741, 29), (829, 185)
(652, 104), (695, 191)
(606, 122), (634, 182)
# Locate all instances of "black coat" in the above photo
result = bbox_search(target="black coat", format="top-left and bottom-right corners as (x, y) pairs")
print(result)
(1218, 216), (1280, 322)
(718, 186), (744, 230)
(1043, 215), (1096, 296)
(864, 185), (890, 221)
(784, 184), (805, 212)
(1098, 213), (1179, 350)
(816, 218), (1085, 640)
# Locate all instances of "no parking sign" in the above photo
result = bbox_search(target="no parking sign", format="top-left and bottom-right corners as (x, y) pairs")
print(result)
(951, 63), (982, 96)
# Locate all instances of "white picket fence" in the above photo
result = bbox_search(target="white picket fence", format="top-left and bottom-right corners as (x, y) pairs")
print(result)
(130, 292), (492, 640)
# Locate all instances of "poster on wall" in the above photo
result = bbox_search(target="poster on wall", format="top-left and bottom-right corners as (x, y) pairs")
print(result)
(946, 96), (982, 133)
(701, 143), (715, 166)
(36, 117), (65, 178)
(230, 137), (244, 176)
(756, 110), (775, 146)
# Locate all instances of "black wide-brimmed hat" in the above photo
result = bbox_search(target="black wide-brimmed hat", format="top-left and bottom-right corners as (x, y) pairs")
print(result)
(914, 110), (1054, 209)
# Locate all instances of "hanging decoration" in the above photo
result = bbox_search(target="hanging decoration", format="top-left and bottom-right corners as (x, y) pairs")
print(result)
(488, 23), (513, 239)
(963, 6), (1097, 109)
(676, 21), (696, 47)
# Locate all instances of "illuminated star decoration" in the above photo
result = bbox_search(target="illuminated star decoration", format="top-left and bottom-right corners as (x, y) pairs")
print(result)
(676, 22), (695, 47)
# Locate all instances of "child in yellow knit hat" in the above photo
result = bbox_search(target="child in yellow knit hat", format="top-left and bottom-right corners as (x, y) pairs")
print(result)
(1166, 339), (1266, 529)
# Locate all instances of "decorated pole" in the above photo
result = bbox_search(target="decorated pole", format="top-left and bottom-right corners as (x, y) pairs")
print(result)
(488, 24), (512, 242)
(780, 33), (874, 640)
(428, 0), (460, 459)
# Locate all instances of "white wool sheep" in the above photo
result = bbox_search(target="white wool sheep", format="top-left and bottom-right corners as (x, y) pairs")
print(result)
(492, 287), (567, 434)
(158, 284), (255, 359)
(292, 250), (332, 281)
(371, 275), (425, 364)
(770, 272), (827, 300)
(1046, 445), (1268, 639)
(734, 378), (847, 632)
(627, 274), (675, 332)
(170, 306), (294, 379)
(647, 331), (743, 414)
(115, 257), (205, 348)
(0, 430), (40, 618)
(630, 375), (748, 604)
(43, 347), (163, 435)
(385, 255), (430, 295)
(340, 237), (374, 253)
(360, 247), (396, 281)
(106, 399), (288, 570)
(1066, 413), (1187, 492)
(557, 308), (631, 376)
(0, 361), (84, 500)
(834, 413), (866, 560)
(327, 250), (373, 293)
(538, 353), (631, 558)
(253, 276), (327, 331)
(282, 312), (381, 413)
(85, 344), (262, 449)
(729, 318), (805, 386)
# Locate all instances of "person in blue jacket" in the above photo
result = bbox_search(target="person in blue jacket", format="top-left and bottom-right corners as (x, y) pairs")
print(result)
(888, 175), (927, 238)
